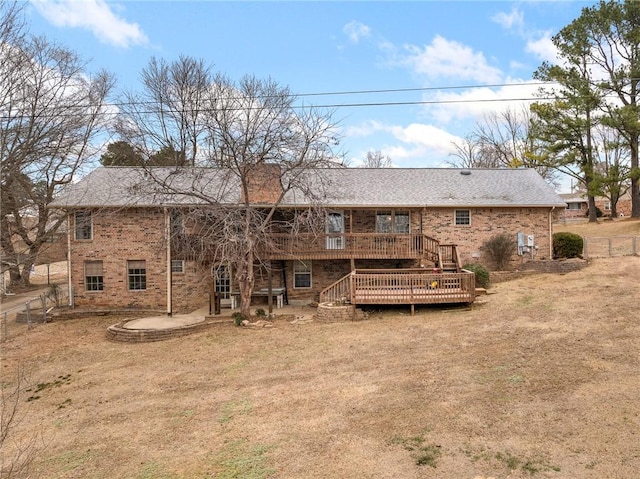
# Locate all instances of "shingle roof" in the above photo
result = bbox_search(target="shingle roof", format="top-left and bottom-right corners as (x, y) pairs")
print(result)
(52, 166), (566, 209)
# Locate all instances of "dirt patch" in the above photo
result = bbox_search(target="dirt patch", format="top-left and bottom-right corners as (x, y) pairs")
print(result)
(2, 257), (640, 478)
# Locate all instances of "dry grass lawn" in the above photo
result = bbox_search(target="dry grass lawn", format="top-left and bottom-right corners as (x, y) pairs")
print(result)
(1, 221), (639, 478)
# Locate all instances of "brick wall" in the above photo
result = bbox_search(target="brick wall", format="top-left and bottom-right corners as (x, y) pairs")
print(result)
(69, 205), (555, 309)
(71, 207), (212, 313)
(421, 207), (553, 266)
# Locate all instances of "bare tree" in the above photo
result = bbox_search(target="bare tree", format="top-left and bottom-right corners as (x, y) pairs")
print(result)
(448, 134), (500, 169)
(449, 107), (557, 185)
(121, 68), (341, 318)
(1, 366), (42, 479)
(116, 56), (212, 166)
(0, 2), (115, 286)
(360, 150), (392, 168)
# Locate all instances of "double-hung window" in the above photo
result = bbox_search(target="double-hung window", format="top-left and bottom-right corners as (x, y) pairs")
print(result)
(293, 261), (312, 289)
(84, 260), (103, 291)
(75, 211), (92, 240)
(127, 260), (146, 290)
(454, 209), (471, 226)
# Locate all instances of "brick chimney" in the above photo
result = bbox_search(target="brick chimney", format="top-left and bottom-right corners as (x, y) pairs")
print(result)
(242, 163), (283, 204)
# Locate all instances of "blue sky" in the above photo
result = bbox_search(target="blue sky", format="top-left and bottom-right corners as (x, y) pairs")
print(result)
(26, 0), (591, 190)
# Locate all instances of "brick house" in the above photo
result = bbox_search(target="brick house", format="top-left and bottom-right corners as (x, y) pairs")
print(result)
(559, 191), (632, 221)
(52, 166), (565, 313)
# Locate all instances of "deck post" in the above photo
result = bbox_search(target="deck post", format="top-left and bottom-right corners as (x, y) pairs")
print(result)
(411, 304), (415, 316)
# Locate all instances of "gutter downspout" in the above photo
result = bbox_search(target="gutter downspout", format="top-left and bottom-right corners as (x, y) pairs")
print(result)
(67, 212), (73, 308)
(165, 208), (172, 316)
(549, 206), (555, 259)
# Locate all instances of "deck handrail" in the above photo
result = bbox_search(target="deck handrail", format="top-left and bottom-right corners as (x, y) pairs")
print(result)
(319, 271), (355, 304)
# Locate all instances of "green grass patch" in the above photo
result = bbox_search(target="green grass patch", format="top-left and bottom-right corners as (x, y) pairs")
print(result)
(390, 434), (442, 468)
(209, 439), (274, 479)
(135, 462), (180, 479)
(218, 399), (253, 424)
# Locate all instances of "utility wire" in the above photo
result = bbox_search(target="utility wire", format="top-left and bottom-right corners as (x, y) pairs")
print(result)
(0, 79), (631, 121)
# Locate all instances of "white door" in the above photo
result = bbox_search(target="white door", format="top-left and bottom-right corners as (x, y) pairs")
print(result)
(326, 211), (345, 249)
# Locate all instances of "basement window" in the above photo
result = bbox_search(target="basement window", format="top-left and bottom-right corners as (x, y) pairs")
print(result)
(127, 260), (147, 290)
(293, 260), (312, 289)
(84, 260), (103, 291)
(454, 209), (471, 226)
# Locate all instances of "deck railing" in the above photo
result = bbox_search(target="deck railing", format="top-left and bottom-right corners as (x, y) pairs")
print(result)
(318, 272), (354, 304)
(320, 268), (475, 306)
(438, 244), (462, 271)
(171, 232), (441, 262)
(265, 233), (440, 261)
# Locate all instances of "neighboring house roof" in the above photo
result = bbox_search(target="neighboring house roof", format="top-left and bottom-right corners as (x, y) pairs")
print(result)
(559, 193), (587, 204)
(52, 166), (566, 209)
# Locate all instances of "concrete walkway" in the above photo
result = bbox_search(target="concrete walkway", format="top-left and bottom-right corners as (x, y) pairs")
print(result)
(123, 306), (210, 330)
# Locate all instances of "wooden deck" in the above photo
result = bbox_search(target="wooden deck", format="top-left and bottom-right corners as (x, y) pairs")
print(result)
(320, 269), (476, 307)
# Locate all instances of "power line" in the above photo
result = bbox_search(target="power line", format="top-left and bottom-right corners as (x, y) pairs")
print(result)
(0, 79), (630, 121)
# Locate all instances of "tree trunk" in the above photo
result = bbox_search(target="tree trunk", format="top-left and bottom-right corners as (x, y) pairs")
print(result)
(587, 195), (598, 223)
(237, 249), (255, 320)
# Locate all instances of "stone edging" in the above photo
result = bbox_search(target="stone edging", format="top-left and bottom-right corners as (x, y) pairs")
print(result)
(106, 317), (231, 343)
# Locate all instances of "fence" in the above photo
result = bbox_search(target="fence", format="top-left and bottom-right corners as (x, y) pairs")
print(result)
(583, 236), (640, 259)
(1, 286), (68, 342)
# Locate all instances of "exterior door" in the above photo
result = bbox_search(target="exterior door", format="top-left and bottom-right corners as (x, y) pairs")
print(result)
(326, 211), (345, 249)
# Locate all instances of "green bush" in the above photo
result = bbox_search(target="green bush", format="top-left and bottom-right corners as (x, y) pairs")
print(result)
(255, 308), (266, 318)
(585, 206), (603, 218)
(232, 312), (245, 326)
(480, 233), (517, 270)
(553, 232), (583, 258)
(463, 263), (490, 289)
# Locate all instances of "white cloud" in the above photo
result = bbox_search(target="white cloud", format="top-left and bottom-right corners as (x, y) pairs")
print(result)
(342, 120), (388, 138)
(345, 120), (463, 167)
(492, 6), (524, 32)
(343, 21), (371, 44)
(427, 79), (541, 124)
(400, 35), (503, 84)
(526, 32), (558, 63)
(31, 0), (148, 48)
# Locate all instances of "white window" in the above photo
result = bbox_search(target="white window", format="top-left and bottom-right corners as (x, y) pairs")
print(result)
(455, 209), (471, 226)
(567, 202), (582, 211)
(604, 201), (611, 211)
(293, 261), (312, 289)
(75, 211), (92, 240)
(171, 260), (184, 273)
(326, 211), (345, 250)
(84, 260), (103, 291)
(127, 260), (146, 290)
(214, 265), (231, 299)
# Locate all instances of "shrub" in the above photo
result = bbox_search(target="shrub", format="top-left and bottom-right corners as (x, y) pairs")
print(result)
(552, 232), (583, 258)
(463, 263), (490, 289)
(232, 312), (245, 326)
(480, 233), (517, 270)
(255, 308), (266, 318)
(585, 206), (603, 218)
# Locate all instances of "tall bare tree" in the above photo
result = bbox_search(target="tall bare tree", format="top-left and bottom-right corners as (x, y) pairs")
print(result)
(116, 56), (211, 166)
(120, 67), (341, 318)
(360, 150), (392, 168)
(449, 107), (556, 184)
(0, 1), (115, 286)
